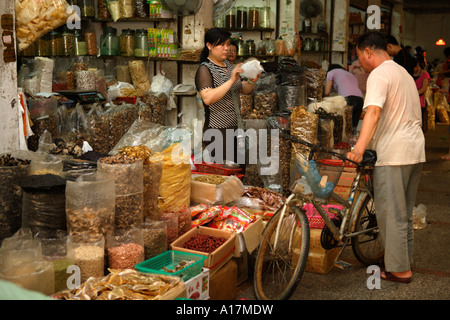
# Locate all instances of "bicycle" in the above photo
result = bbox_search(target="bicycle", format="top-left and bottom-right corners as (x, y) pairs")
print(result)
(253, 131), (383, 300)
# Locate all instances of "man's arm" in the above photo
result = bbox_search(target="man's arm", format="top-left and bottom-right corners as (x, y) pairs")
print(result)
(346, 105), (381, 164)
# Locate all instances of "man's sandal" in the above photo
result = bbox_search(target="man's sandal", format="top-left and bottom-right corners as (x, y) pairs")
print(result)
(381, 271), (412, 284)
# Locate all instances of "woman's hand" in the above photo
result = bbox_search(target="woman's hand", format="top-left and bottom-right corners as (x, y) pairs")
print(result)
(248, 72), (262, 83)
(231, 63), (243, 82)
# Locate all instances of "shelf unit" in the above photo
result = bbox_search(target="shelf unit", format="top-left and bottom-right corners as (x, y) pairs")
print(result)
(298, 32), (330, 64)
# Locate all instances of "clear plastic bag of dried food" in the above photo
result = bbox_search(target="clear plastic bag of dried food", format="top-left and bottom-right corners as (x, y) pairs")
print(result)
(67, 233), (105, 283)
(109, 118), (166, 155)
(151, 74), (176, 110)
(65, 172), (116, 237)
(87, 104), (110, 154)
(106, 228), (144, 270)
(305, 68), (327, 102)
(277, 85), (307, 111)
(15, 0), (79, 51)
(104, 104), (125, 150)
(141, 219), (167, 260)
(143, 160), (163, 220)
(290, 106), (319, 155)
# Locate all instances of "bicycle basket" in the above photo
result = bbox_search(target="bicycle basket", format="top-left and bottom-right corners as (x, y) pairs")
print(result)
(292, 153), (344, 203)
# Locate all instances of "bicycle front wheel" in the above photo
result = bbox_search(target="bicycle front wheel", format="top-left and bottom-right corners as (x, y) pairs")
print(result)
(351, 193), (384, 265)
(254, 205), (310, 300)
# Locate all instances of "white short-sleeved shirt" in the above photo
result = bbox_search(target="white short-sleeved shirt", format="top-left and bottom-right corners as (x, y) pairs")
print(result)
(364, 60), (426, 166)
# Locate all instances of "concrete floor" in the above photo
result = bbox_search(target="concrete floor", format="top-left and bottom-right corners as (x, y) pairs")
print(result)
(236, 123), (450, 300)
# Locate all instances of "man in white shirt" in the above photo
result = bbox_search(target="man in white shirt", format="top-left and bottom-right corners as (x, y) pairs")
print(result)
(347, 31), (426, 283)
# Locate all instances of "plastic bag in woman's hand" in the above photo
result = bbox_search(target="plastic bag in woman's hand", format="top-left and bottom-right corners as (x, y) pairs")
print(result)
(240, 60), (264, 79)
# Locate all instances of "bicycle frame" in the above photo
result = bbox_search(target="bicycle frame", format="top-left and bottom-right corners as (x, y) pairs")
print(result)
(272, 165), (375, 253)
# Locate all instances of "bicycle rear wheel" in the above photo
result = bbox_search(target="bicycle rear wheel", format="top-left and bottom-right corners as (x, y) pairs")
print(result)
(351, 193), (384, 265)
(254, 205), (310, 300)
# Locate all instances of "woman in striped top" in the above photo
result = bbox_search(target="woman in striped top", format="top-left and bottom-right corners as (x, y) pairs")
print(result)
(195, 28), (261, 166)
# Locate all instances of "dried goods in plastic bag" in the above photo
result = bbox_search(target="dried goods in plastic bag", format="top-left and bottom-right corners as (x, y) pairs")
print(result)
(15, 0), (79, 51)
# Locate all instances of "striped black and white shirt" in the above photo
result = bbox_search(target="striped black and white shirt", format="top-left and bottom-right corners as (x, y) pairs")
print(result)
(195, 58), (242, 129)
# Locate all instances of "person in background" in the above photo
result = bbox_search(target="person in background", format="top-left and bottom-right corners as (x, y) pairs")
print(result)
(195, 28), (261, 169)
(386, 35), (416, 76)
(227, 40), (238, 64)
(405, 45), (412, 56)
(347, 31), (425, 284)
(349, 59), (369, 95)
(325, 64), (364, 129)
(437, 47), (450, 103)
(414, 59), (430, 133)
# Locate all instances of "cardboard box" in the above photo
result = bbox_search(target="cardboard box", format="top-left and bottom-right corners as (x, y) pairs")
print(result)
(184, 268), (209, 300)
(305, 228), (339, 274)
(171, 226), (236, 277)
(337, 171), (357, 187)
(190, 175), (244, 205)
(209, 259), (237, 300)
(305, 248), (339, 274)
(233, 216), (263, 257)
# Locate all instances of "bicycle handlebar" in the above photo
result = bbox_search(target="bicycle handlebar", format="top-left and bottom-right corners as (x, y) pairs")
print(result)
(279, 131), (377, 167)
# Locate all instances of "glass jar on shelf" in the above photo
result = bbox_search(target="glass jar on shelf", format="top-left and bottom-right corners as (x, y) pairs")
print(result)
(303, 38), (313, 51)
(62, 27), (75, 56)
(37, 33), (49, 57)
(248, 6), (259, 29)
(74, 30), (87, 56)
(225, 8), (236, 29)
(314, 38), (322, 52)
(100, 27), (120, 56)
(80, 0), (95, 18)
(85, 32), (98, 56)
(260, 6), (270, 28)
(134, 29), (149, 57)
(236, 6), (247, 29)
(237, 39), (248, 57)
(246, 39), (255, 56)
(214, 16), (225, 28)
(97, 0), (111, 19)
(120, 29), (135, 57)
(49, 31), (63, 56)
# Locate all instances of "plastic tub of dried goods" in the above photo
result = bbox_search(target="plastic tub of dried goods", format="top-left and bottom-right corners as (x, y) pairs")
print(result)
(135, 250), (206, 281)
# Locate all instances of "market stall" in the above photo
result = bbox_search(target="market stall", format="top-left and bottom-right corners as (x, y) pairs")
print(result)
(0, 0), (363, 301)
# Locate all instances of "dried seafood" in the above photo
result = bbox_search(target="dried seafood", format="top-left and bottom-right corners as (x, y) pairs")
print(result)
(242, 187), (286, 211)
(55, 268), (180, 300)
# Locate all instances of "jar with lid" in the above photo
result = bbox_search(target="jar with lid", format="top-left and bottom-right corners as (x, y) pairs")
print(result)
(62, 27), (75, 56)
(225, 8), (236, 28)
(85, 32), (98, 56)
(236, 7), (247, 29)
(246, 39), (255, 56)
(134, 29), (149, 57)
(49, 31), (63, 56)
(120, 29), (135, 56)
(303, 38), (312, 51)
(260, 6), (270, 28)
(214, 16), (225, 28)
(74, 30), (87, 56)
(313, 38), (322, 52)
(80, 0), (95, 18)
(237, 39), (248, 57)
(37, 33), (50, 56)
(248, 6), (259, 29)
(97, 0), (111, 19)
(100, 27), (120, 56)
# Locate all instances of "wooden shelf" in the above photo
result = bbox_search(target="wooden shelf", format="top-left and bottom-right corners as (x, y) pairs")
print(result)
(83, 17), (175, 23)
(223, 27), (274, 33)
(298, 32), (328, 37)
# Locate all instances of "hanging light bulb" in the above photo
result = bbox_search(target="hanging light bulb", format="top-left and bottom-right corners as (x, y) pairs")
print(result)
(435, 39), (446, 46)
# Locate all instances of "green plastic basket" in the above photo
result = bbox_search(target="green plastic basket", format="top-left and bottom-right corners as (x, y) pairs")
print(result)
(135, 250), (206, 281)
